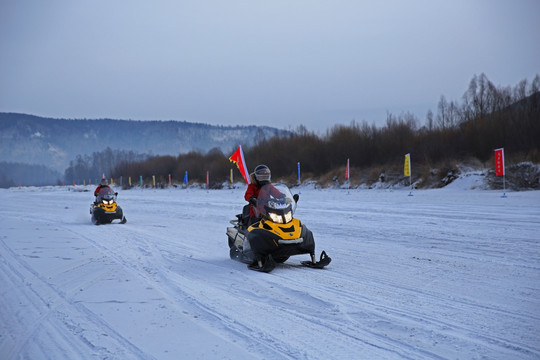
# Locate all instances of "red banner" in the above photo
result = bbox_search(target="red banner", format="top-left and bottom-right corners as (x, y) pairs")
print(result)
(494, 148), (505, 176)
(345, 158), (350, 180)
(229, 146), (250, 184)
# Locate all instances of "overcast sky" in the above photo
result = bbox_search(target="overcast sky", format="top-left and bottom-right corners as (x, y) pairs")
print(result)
(1, 0), (539, 132)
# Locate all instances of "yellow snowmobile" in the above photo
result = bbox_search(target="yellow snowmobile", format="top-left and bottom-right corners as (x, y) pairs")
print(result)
(227, 184), (330, 272)
(90, 187), (126, 225)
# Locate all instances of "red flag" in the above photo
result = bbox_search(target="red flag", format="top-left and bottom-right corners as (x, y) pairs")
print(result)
(494, 148), (505, 176)
(229, 146), (250, 184)
(345, 158), (350, 180)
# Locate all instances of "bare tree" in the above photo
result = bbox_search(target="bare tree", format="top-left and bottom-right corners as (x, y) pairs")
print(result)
(425, 109), (434, 132)
(447, 100), (459, 128)
(437, 95), (448, 129)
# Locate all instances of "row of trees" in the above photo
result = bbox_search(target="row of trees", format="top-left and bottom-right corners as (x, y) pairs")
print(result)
(66, 74), (539, 187)
(64, 148), (149, 184)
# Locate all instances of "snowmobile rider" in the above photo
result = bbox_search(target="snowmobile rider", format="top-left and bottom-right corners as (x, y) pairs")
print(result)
(94, 178), (112, 203)
(244, 164), (282, 225)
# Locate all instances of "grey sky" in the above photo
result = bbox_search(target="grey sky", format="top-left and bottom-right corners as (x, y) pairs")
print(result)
(1, 0), (539, 132)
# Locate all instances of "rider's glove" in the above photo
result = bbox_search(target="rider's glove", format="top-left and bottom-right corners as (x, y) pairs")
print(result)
(249, 196), (257, 206)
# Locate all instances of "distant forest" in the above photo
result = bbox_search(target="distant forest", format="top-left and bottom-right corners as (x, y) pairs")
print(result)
(65, 73), (539, 189)
(0, 162), (61, 188)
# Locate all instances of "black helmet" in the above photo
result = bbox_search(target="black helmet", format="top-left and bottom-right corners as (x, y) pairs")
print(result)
(100, 178), (108, 186)
(254, 164), (271, 183)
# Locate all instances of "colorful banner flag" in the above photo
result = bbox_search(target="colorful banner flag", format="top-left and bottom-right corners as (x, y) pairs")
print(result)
(297, 162), (301, 182)
(404, 153), (411, 177)
(494, 148), (505, 176)
(345, 158), (350, 180)
(229, 146), (250, 184)
(184, 171), (188, 184)
(206, 171), (209, 185)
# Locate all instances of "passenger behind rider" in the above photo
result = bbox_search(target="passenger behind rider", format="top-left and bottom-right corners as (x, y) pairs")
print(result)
(244, 164), (282, 225)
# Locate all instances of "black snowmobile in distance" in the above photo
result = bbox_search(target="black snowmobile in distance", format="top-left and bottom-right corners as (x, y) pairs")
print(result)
(227, 184), (331, 272)
(90, 187), (127, 225)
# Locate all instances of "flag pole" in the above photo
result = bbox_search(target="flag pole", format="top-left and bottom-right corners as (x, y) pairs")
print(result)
(409, 155), (412, 196)
(346, 158), (350, 193)
(503, 168), (505, 194)
(502, 173), (507, 198)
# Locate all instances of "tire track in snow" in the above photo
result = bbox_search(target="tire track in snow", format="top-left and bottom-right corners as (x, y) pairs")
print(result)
(293, 201), (540, 359)
(0, 217), (154, 360)
(62, 220), (287, 359)
(64, 217), (396, 359)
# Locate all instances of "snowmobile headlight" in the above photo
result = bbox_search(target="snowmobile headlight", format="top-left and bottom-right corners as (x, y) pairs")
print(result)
(267, 210), (293, 224)
(265, 203), (293, 224)
(102, 199), (113, 205)
(268, 212), (284, 224)
(284, 210), (293, 223)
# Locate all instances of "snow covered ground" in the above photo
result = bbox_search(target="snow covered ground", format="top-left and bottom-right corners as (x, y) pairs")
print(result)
(1, 181), (539, 359)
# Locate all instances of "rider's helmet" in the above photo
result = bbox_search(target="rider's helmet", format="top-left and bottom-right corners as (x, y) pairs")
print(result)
(254, 164), (271, 185)
(100, 178), (108, 186)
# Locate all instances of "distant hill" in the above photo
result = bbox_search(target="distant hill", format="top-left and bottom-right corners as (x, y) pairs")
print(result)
(0, 113), (289, 173)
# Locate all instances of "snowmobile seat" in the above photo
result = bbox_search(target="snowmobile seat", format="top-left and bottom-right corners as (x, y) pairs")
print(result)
(241, 204), (250, 227)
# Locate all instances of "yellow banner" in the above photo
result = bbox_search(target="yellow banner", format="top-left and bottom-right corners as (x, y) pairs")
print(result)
(404, 153), (411, 177)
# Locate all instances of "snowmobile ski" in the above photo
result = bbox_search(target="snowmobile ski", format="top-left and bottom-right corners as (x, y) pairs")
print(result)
(248, 254), (276, 273)
(301, 251), (331, 269)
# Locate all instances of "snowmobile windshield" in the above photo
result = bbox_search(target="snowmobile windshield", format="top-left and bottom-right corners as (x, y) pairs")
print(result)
(255, 184), (297, 223)
(96, 187), (115, 202)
